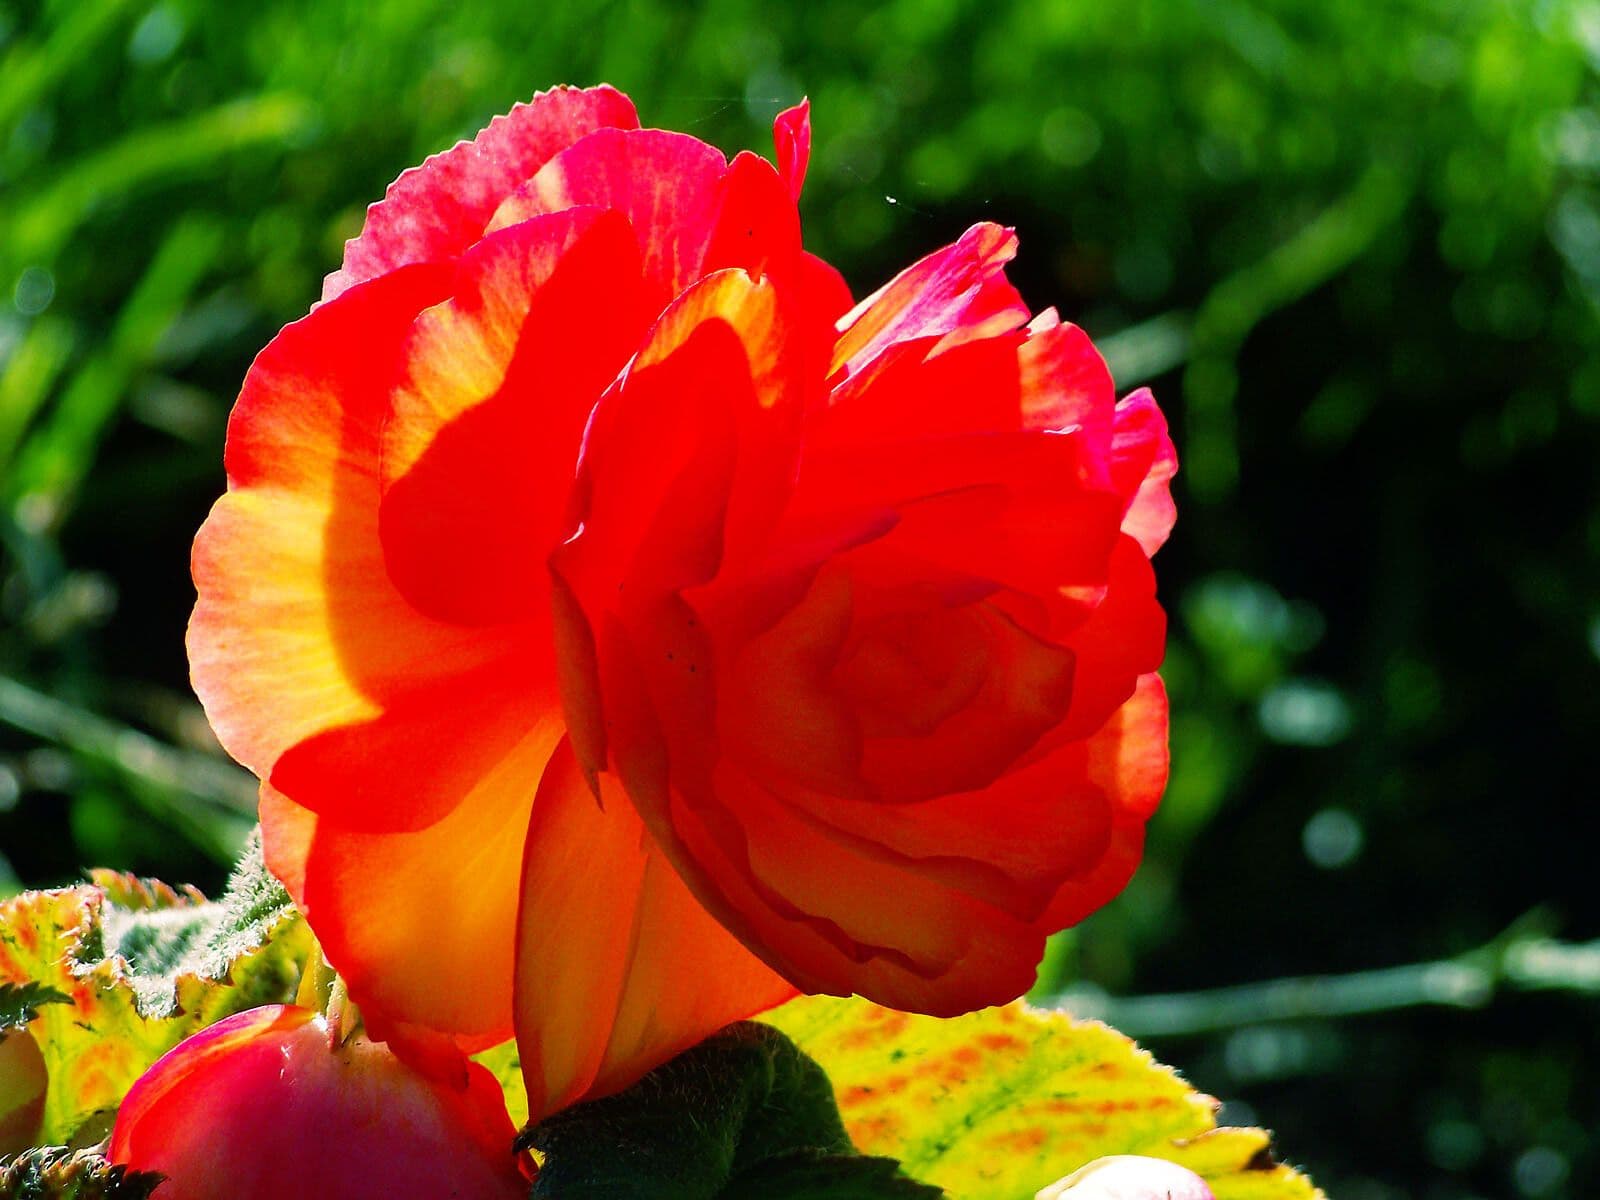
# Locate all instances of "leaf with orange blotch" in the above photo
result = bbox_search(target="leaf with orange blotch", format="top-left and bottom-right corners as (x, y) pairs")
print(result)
(0, 833), (309, 1145)
(762, 997), (1324, 1200)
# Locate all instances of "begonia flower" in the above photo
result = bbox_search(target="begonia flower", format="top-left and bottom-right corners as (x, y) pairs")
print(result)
(108, 1005), (528, 1199)
(189, 85), (1174, 1118)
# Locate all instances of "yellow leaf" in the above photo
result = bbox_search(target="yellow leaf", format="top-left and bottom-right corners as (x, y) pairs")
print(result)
(763, 997), (1323, 1200)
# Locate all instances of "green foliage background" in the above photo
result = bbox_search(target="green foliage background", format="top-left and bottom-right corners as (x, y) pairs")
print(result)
(1, 0), (1597, 1196)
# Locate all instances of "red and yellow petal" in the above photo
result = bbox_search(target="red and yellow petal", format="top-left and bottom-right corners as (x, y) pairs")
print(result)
(324, 84), (639, 300)
(514, 741), (794, 1119)
(261, 714), (564, 1044)
(189, 265), (529, 795)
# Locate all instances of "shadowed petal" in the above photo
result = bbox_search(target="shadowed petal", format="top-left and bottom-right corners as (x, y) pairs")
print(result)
(514, 741), (795, 1119)
(261, 713), (563, 1043)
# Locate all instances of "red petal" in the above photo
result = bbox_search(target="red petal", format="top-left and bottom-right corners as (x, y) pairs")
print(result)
(1112, 388), (1179, 555)
(1018, 319), (1117, 440)
(772, 99), (811, 200)
(653, 761), (1046, 1017)
(800, 251), (854, 329)
(378, 208), (653, 627)
(701, 151), (802, 283)
(1042, 673), (1169, 928)
(1047, 536), (1167, 744)
(831, 223), (1030, 378)
(514, 741), (794, 1119)
(324, 85), (639, 301)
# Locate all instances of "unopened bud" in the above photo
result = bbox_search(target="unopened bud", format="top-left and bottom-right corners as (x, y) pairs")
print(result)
(1037, 1154), (1216, 1200)
(109, 1005), (528, 1199)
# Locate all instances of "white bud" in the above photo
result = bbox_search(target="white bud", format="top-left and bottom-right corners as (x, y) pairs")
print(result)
(1036, 1155), (1216, 1200)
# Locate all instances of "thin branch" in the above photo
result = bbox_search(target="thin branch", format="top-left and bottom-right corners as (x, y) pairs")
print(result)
(1046, 925), (1600, 1038)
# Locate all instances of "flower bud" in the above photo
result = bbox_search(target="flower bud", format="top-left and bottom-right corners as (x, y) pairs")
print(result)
(0, 1027), (48, 1155)
(109, 1005), (528, 1199)
(1036, 1155), (1216, 1200)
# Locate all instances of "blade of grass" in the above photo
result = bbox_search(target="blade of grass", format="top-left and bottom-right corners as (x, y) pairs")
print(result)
(0, 674), (256, 864)
(0, 0), (141, 134)
(6, 218), (222, 524)
(0, 315), (74, 471)
(4, 94), (313, 268)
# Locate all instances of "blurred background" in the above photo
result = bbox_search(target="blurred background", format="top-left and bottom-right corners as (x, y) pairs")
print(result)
(1, 0), (1597, 1194)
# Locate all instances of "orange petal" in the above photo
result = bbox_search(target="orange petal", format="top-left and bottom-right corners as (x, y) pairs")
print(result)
(514, 741), (794, 1119)
(266, 659), (550, 832)
(189, 265), (530, 792)
(261, 714), (562, 1043)
(325, 84), (639, 300)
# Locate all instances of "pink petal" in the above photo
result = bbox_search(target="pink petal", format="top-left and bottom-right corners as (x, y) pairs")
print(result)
(324, 85), (639, 301)
(832, 223), (1030, 379)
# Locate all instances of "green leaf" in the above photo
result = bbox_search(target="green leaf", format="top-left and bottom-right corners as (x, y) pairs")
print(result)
(0, 989), (67, 1036)
(0, 1146), (162, 1200)
(471, 1039), (529, 1130)
(763, 998), (1325, 1200)
(0, 833), (309, 1144)
(524, 1021), (931, 1200)
(90, 830), (307, 1022)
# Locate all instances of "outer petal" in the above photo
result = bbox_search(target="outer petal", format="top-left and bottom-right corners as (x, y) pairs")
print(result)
(261, 714), (563, 1043)
(1111, 388), (1179, 555)
(514, 742), (795, 1119)
(324, 84), (639, 300)
(1042, 673), (1169, 929)
(1018, 319), (1117, 441)
(831, 223), (1030, 378)
(772, 99), (811, 200)
(189, 264), (532, 798)
(485, 127), (729, 301)
(1049, 537), (1166, 744)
